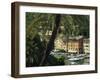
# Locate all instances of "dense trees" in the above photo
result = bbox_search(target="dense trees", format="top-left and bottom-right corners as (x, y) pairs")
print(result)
(26, 12), (89, 67)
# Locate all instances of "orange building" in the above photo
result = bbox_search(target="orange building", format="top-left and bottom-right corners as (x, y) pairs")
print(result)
(68, 36), (83, 54)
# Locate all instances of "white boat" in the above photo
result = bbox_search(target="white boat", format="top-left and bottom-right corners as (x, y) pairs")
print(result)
(76, 54), (86, 57)
(68, 56), (84, 61)
(70, 62), (77, 65)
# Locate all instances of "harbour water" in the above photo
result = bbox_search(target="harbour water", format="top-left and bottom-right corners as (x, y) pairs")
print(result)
(50, 51), (90, 65)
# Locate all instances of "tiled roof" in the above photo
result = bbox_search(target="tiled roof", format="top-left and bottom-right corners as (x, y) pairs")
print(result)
(69, 36), (83, 40)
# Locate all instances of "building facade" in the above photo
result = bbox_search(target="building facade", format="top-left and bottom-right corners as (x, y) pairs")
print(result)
(54, 38), (67, 51)
(67, 36), (84, 54)
(54, 36), (90, 54)
(54, 36), (84, 54)
(83, 39), (90, 54)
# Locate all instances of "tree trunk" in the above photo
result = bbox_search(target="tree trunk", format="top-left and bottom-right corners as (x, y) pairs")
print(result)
(39, 14), (61, 66)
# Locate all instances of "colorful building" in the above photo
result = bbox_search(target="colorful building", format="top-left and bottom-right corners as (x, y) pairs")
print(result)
(54, 38), (67, 51)
(54, 35), (90, 54)
(67, 36), (83, 54)
(83, 39), (90, 54)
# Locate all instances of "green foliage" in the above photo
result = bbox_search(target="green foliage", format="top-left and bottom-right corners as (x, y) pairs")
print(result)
(26, 13), (56, 67)
(46, 55), (65, 66)
(54, 49), (66, 53)
(59, 14), (89, 38)
(57, 56), (65, 65)
(26, 34), (46, 67)
(46, 55), (59, 66)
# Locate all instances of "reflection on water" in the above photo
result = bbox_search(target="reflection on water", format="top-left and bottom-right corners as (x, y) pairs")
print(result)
(50, 51), (90, 65)
(66, 53), (89, 65)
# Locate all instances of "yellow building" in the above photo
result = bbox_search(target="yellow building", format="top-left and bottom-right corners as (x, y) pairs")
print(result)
(54, 38), (67, 51)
